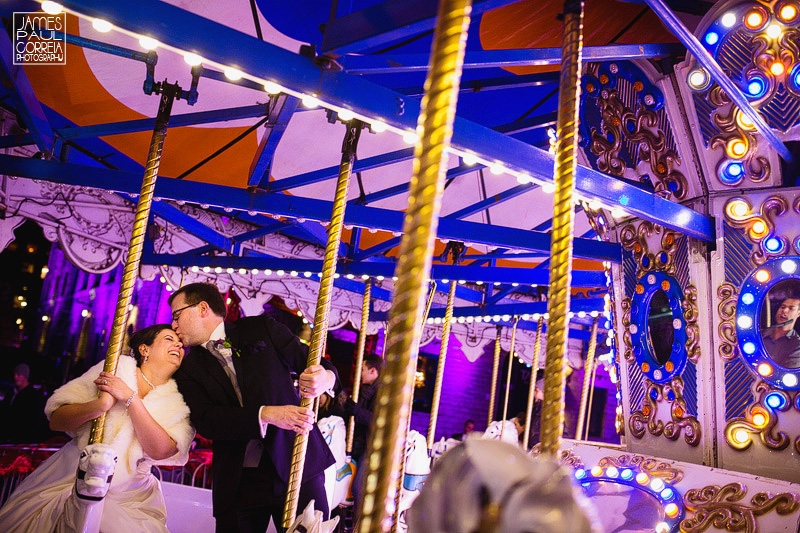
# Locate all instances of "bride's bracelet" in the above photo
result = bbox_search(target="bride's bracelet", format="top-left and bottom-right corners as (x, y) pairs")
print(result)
(125, 392), (136, 409)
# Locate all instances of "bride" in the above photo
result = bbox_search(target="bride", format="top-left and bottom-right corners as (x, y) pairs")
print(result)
(0, 324), (195, 533)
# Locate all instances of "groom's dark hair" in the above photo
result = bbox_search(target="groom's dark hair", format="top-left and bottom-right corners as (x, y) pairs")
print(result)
(169, 282), (227, 318)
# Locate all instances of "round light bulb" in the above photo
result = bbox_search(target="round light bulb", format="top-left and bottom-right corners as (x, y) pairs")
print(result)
(781, 260), (797, 274)
(337, 109), (354, 121)
(766, 24), (782, 39)
(224, 68), (242, 81)
(758, 363), (772, 376)
(727, 139), (747, 158)
(751, 219), (767, 235)
(371, 121), (387, 133)
(733, 428), (749, 443)
(92, 18), (113, 33)
(42, 2), (64, 15)
(780, 5), (797, 20)
(721, 12), (737, 28)
(755, 269), (770, 283)
(402, 131), (418, 144)
(183, 52), (203, 66)
(729, 200), (749, 218)
(746, 11), (763, 28)
(752, 413), (767, 427)
(688, 69), (708, 88)
(542, 183), (556, 194)
(490, 163), (505, 175)
(737, 315), (753, 329)
(263, 81), (281, 94)
(783, 374), (798, 387)
(139, 36), (159, 50)
(462, 153), (478, 166)
(302, 95), (319, 108)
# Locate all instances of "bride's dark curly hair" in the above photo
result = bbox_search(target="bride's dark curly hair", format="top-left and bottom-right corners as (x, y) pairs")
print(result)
(128, 324), (173, 366)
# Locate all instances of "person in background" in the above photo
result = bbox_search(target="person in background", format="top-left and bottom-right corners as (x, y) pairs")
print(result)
(762, 295), (800, 368)
(341, 352), (383, 507)
(451, 419), (475, 441)
(0, 363), (48, 444)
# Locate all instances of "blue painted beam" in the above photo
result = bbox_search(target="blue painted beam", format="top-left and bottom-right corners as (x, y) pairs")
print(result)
(0, 30), (55, 153)
(230, 220), (288, 255)
(341, 44), (685, 74)
(352, 236), (401, 261)
(444, 183), (535, 220)
(357, 162), (480, 206)
(140, 251), (606, 286)
(426, 298), (606, 319)
(57, 104), (270, 139)
(249, 94), (300, 188)
(57, 0), (713, 241)
(0, 132), (35, 148)
(643, 0), (792, 162)
(395, 72), (559, 97)
(56, 31), (152, 62)
(321, 0), (518, 55)
(269, 147), (414, 193)
(0, 154), (622, 261)
(495, 111), (558, 135)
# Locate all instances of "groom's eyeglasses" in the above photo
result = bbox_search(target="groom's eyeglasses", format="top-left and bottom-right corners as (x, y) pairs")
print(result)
(172, 302), (200, 322)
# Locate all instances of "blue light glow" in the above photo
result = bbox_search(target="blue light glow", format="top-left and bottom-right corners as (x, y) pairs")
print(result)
(741, 293), (755, 305)
(747, 77), (766, 98)
(743, 342), (756, 354)
(705, 32), (719, 45)
(765, 238), (782, 252)
(661, 488), (674, 500)
(766, 392), (786, 409)
(575, 469), (586, 479)
(619, 195), (629, 206)
(620, 468), (633, 480)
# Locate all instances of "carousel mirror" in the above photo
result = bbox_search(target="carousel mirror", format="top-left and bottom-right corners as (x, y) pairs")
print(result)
(585, 483), (665, 533)
(759, 280), (800, 369)
(647, 289), (674, 367)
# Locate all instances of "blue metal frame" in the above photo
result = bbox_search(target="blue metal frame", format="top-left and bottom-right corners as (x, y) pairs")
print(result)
(320, 0), (518, 54)
(0, 154), (622, 261)
(56, 0), (715, 242)
(736, 257), (800, 390)
(341, 44), (684, 74)
(630, 271), (688, 384)
(395, 72), (560, 97)
(248, 94), (299, 187)
(643, 0), (793, 162)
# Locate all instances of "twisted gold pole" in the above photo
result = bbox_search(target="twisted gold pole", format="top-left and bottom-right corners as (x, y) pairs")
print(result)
(284, 122), (362, 526)
(89, 85), (178, 444)
(576, 317), (599, 441)
(348, 280), (372, 454)
(540, 0), (585, 457)
(427, 280), (456, 450)
(355, 0), (471, 525)
(522, 317), (544, 450)
(389, 282), (436, 533)
(500, 317), (518, 439)
(487, 326), (502, 428)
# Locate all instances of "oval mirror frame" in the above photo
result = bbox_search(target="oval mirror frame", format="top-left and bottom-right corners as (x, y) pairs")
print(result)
(736, 256), (800, 390)
(630, 271), (688, 383)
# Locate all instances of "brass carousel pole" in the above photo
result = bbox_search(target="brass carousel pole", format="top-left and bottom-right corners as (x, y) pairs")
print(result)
(540, 0), (585, 457)
(347, 280), (372, 454)
(487, 326), (502, 427)
(283, 121), (363, 526)
(522, 316), (544, 450)
(89, 82), (180, 445)
(389, 282), (436, 533)
(355, 0), (472, 526)
(500, 317), (519, 438)
(576, 317), (599, 441)
(426, 280), (457, 450)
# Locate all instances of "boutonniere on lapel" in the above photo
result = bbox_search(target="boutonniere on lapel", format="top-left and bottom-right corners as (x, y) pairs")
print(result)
(213, 338), (241, 358)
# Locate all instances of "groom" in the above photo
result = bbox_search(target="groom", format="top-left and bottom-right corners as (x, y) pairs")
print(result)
(170, 282), (337, 532)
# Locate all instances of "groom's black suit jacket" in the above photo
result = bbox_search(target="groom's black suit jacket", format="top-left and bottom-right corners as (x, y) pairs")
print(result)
(174, 315), (337, 515)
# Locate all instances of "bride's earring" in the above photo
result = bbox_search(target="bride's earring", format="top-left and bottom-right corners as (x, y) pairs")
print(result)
(142, 350), (149, 363)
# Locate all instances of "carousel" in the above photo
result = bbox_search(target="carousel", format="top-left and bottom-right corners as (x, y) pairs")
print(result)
(1, 0), (800, 531)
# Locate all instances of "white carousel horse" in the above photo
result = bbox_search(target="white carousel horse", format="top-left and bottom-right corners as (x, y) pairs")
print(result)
(56, 443), (118, 533)
(481, 420), (521, 445)
(429, 436), (461, 464)
(396, 430), (432, 532)
(317, 415), (355, 510)
(407, 439), (601, 533)
(286, 500), (339, 533)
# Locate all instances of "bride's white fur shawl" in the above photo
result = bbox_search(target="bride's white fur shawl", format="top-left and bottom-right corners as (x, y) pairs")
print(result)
(45, 356), (195, 486)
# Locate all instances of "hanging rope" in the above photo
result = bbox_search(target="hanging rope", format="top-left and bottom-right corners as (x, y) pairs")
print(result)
(283, 121), (362, 526)
(487, 326), (502, 428)
(540, 0), (585, 457)
(500, 317), (519, 439)
(347, 280), (372, 454)
(576, 317), (599, 441)
(390, 281), (436, 533)
(427, 280), (457, 450)
(89, 83), (180, 444)
(522, 316), (544, 450)
(354, 0), (471, 522)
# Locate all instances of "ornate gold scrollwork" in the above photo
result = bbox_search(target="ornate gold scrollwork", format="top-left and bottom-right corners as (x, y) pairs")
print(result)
(620, 221), (658, 278)
(528, 446), (584, 470)
(597, 453), (684, 484)
(717, 282), (739, 362)
(629, 380), (663, 439)
(725, 382), (791, 451)
(663, 377), (701, 446)
(724, 195), (789, 265)
(681, 482), (800, 533)
(620, 297), (634, 364)
(683, 285), (701, 365)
